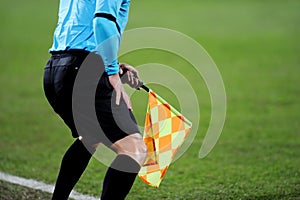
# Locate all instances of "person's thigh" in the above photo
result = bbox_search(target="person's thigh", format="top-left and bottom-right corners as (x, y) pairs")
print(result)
(95, 73), (140, 144)
(43, 52), (86, 138)
(110, 133), (147, 165)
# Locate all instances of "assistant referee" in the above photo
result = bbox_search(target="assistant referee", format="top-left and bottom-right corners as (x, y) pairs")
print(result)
(43, 0), (147, 199)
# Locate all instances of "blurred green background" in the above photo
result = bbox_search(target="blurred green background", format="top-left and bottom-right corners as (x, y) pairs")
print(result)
(0, 0), (299, 199)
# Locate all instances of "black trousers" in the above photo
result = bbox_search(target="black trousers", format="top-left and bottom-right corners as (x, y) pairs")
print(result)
(43, 50), (139, 146)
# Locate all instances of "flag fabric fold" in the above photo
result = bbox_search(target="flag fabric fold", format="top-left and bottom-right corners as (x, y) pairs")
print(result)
(138, 90), (192, 188)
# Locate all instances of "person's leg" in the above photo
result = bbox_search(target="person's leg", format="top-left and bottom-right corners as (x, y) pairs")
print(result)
(52, 138), (94, 200)
(101, 133), (147, 200)
(92, 58), (147, 199)
(101, 155), (140, 200)
(43, 52), (96, 200)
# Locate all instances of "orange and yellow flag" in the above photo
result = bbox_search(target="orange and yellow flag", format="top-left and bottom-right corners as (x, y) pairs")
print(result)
(138, 90), (192, 188)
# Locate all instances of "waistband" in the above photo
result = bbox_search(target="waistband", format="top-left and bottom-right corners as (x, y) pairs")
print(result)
(50, 49), (90, 58)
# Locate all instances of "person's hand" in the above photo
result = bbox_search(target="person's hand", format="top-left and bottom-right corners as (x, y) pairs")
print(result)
(119, 63), (140, 89)
(108, 73), (132, 110)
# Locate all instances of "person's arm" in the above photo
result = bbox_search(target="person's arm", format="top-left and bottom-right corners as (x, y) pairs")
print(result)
(108, 74), (132, 110)
(93, 17), (120, 75)
(94, 0), (132, 109)
(94, 0), (124, 75)
(117, 0), (130, 34)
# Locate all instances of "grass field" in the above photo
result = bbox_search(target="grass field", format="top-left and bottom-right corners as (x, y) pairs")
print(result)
(1, 0), (300, 199)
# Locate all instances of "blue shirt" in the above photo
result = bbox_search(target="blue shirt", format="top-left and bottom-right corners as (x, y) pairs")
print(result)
(50, 0), (130, 75)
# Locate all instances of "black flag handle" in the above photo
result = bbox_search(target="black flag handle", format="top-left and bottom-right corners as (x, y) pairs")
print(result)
(120, 67), (150, 92)
(138, 80), (150, 92)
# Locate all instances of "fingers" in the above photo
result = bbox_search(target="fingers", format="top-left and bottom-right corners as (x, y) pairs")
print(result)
(134, 73), (139, 87)
(125, 69), (140, 89)
(117, 63), (141, 104)
(119, 63), (140, 78)
(128, 72), (135, 86)
(108, 74), (133, 109)
(126, 70), (132, 83)
(122, 72), (140, 89)
(122, 91), (132, 110)
(119, 67), (124, 75)
(114, 82), (132, 110)
(131, 68), (139, 79)
(115, 86), (121, 106)
(125, 66), (140, 88)
(109, 74), (122, 106)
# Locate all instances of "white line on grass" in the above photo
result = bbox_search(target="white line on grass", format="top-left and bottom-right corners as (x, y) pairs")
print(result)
(0, 171), (98, 200)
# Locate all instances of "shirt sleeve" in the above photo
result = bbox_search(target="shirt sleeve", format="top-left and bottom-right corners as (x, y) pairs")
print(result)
(93, 0), (131, 75)
(93, 17), (120, 75)
(94, 0), (125, 75)
(117, 0), (130, 34)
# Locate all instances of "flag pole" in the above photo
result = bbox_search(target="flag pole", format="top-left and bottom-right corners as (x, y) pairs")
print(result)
(138, 80), (150, 92)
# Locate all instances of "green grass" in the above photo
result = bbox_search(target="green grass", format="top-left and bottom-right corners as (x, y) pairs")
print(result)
(0, 180), (52, 200)
(1, 0), (300, 199)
